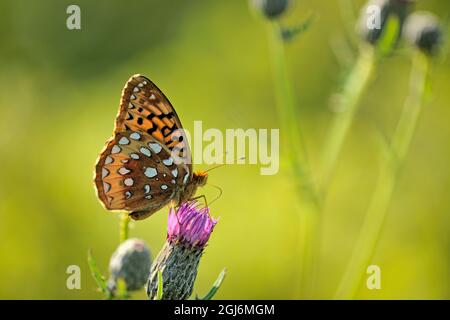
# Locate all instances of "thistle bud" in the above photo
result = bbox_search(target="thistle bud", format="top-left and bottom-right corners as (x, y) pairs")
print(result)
(108, 238), (151, 293)
(251, 0), (290, 20)
(357, 0), (414, 45)
(403, 12), (442, 55)
(147, 202), (217, 300)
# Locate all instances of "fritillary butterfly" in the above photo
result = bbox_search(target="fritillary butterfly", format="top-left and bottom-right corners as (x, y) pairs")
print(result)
(94, 74), (208, 220)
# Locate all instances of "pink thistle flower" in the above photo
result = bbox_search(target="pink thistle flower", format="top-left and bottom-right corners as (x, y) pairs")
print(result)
(167, 202), (217, 248)
(147, 201), (218, 300)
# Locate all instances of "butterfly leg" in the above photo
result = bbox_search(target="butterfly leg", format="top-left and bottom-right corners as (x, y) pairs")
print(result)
(189, 194), (208, 206)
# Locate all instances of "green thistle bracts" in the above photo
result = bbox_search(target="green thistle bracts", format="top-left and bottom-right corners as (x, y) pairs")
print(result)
(147, 242), (203, 300)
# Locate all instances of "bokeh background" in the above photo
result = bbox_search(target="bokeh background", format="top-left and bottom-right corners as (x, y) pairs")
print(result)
(0, 0), (448, 299)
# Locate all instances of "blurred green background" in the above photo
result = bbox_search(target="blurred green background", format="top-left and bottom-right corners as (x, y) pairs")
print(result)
(0, 0), (448, 299)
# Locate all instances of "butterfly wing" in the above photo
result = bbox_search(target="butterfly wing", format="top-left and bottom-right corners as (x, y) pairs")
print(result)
(94, 75), (192, 218)
(94, 131), (190, 218)
(116, 74), (192, 170)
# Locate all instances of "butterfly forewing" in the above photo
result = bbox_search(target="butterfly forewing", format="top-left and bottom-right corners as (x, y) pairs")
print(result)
(116, 74), (192, 167)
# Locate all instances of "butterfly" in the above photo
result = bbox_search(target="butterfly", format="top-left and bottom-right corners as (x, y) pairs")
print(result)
(94, 74), (208, 220)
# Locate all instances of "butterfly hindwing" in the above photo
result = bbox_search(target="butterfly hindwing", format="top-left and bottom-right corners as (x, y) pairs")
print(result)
(94, 130), (190, 215)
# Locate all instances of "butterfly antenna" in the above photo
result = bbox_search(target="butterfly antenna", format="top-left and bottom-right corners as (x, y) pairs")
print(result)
(207, 183), (223, 206)
(204, 157), (246, 173)
(204, 163), (226, 173)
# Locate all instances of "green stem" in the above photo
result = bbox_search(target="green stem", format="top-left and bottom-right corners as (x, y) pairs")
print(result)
(335, 51), (430, 299)
(320, 45), (376, 194)
(268, 22), (318, 204)
(120, 213), (130, 243)
(266, 21), (320, 297)
(391, 52), (430, 163)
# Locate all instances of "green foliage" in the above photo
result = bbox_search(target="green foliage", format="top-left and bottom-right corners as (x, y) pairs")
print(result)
(375, 15), (401, 58)
(115, 278), (129, 300)
(197, 268), (227, 300)
(155, 271), (164, 300)
(281, 14), (316, 42)
(87, 250), (111, 299)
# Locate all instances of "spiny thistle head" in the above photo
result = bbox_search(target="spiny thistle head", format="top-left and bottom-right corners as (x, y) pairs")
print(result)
(357, 0), (415, 45)
(147, 202), (218, 300)
(403, 12), (443, 56)
(108, 238), (151, 293)
(251, 0), (290, 20)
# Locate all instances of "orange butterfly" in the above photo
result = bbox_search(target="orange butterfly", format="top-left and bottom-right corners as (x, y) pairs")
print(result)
(94, 74), (208, 220)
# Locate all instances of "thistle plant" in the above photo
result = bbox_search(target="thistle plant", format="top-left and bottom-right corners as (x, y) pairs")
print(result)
(403, 12), (442, 56)
(252, 0), (290, 20)
(147, 202), (220, 300)
(335, 11), (442, 299)
(357, 0), (413, 45)
(88, 238), (151, 299)
(320, 0), (414, 193)
(107, 238), (152, 295)
(250, 0), (444, 300)
(88, 203), (225, 300)
(250, 0), (321, 297)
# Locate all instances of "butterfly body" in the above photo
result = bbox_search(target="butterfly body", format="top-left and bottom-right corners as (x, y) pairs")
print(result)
(94, 74), (207, 220)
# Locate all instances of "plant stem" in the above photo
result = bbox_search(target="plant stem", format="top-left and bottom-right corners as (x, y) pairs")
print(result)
(266, 21), (320, 297)
(268, 22), (318, 205)
(320, 45), (376, 194)
(335, 51), (430, 299)
(391, 52), (430, 163)
(120, 213), (130, 243)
